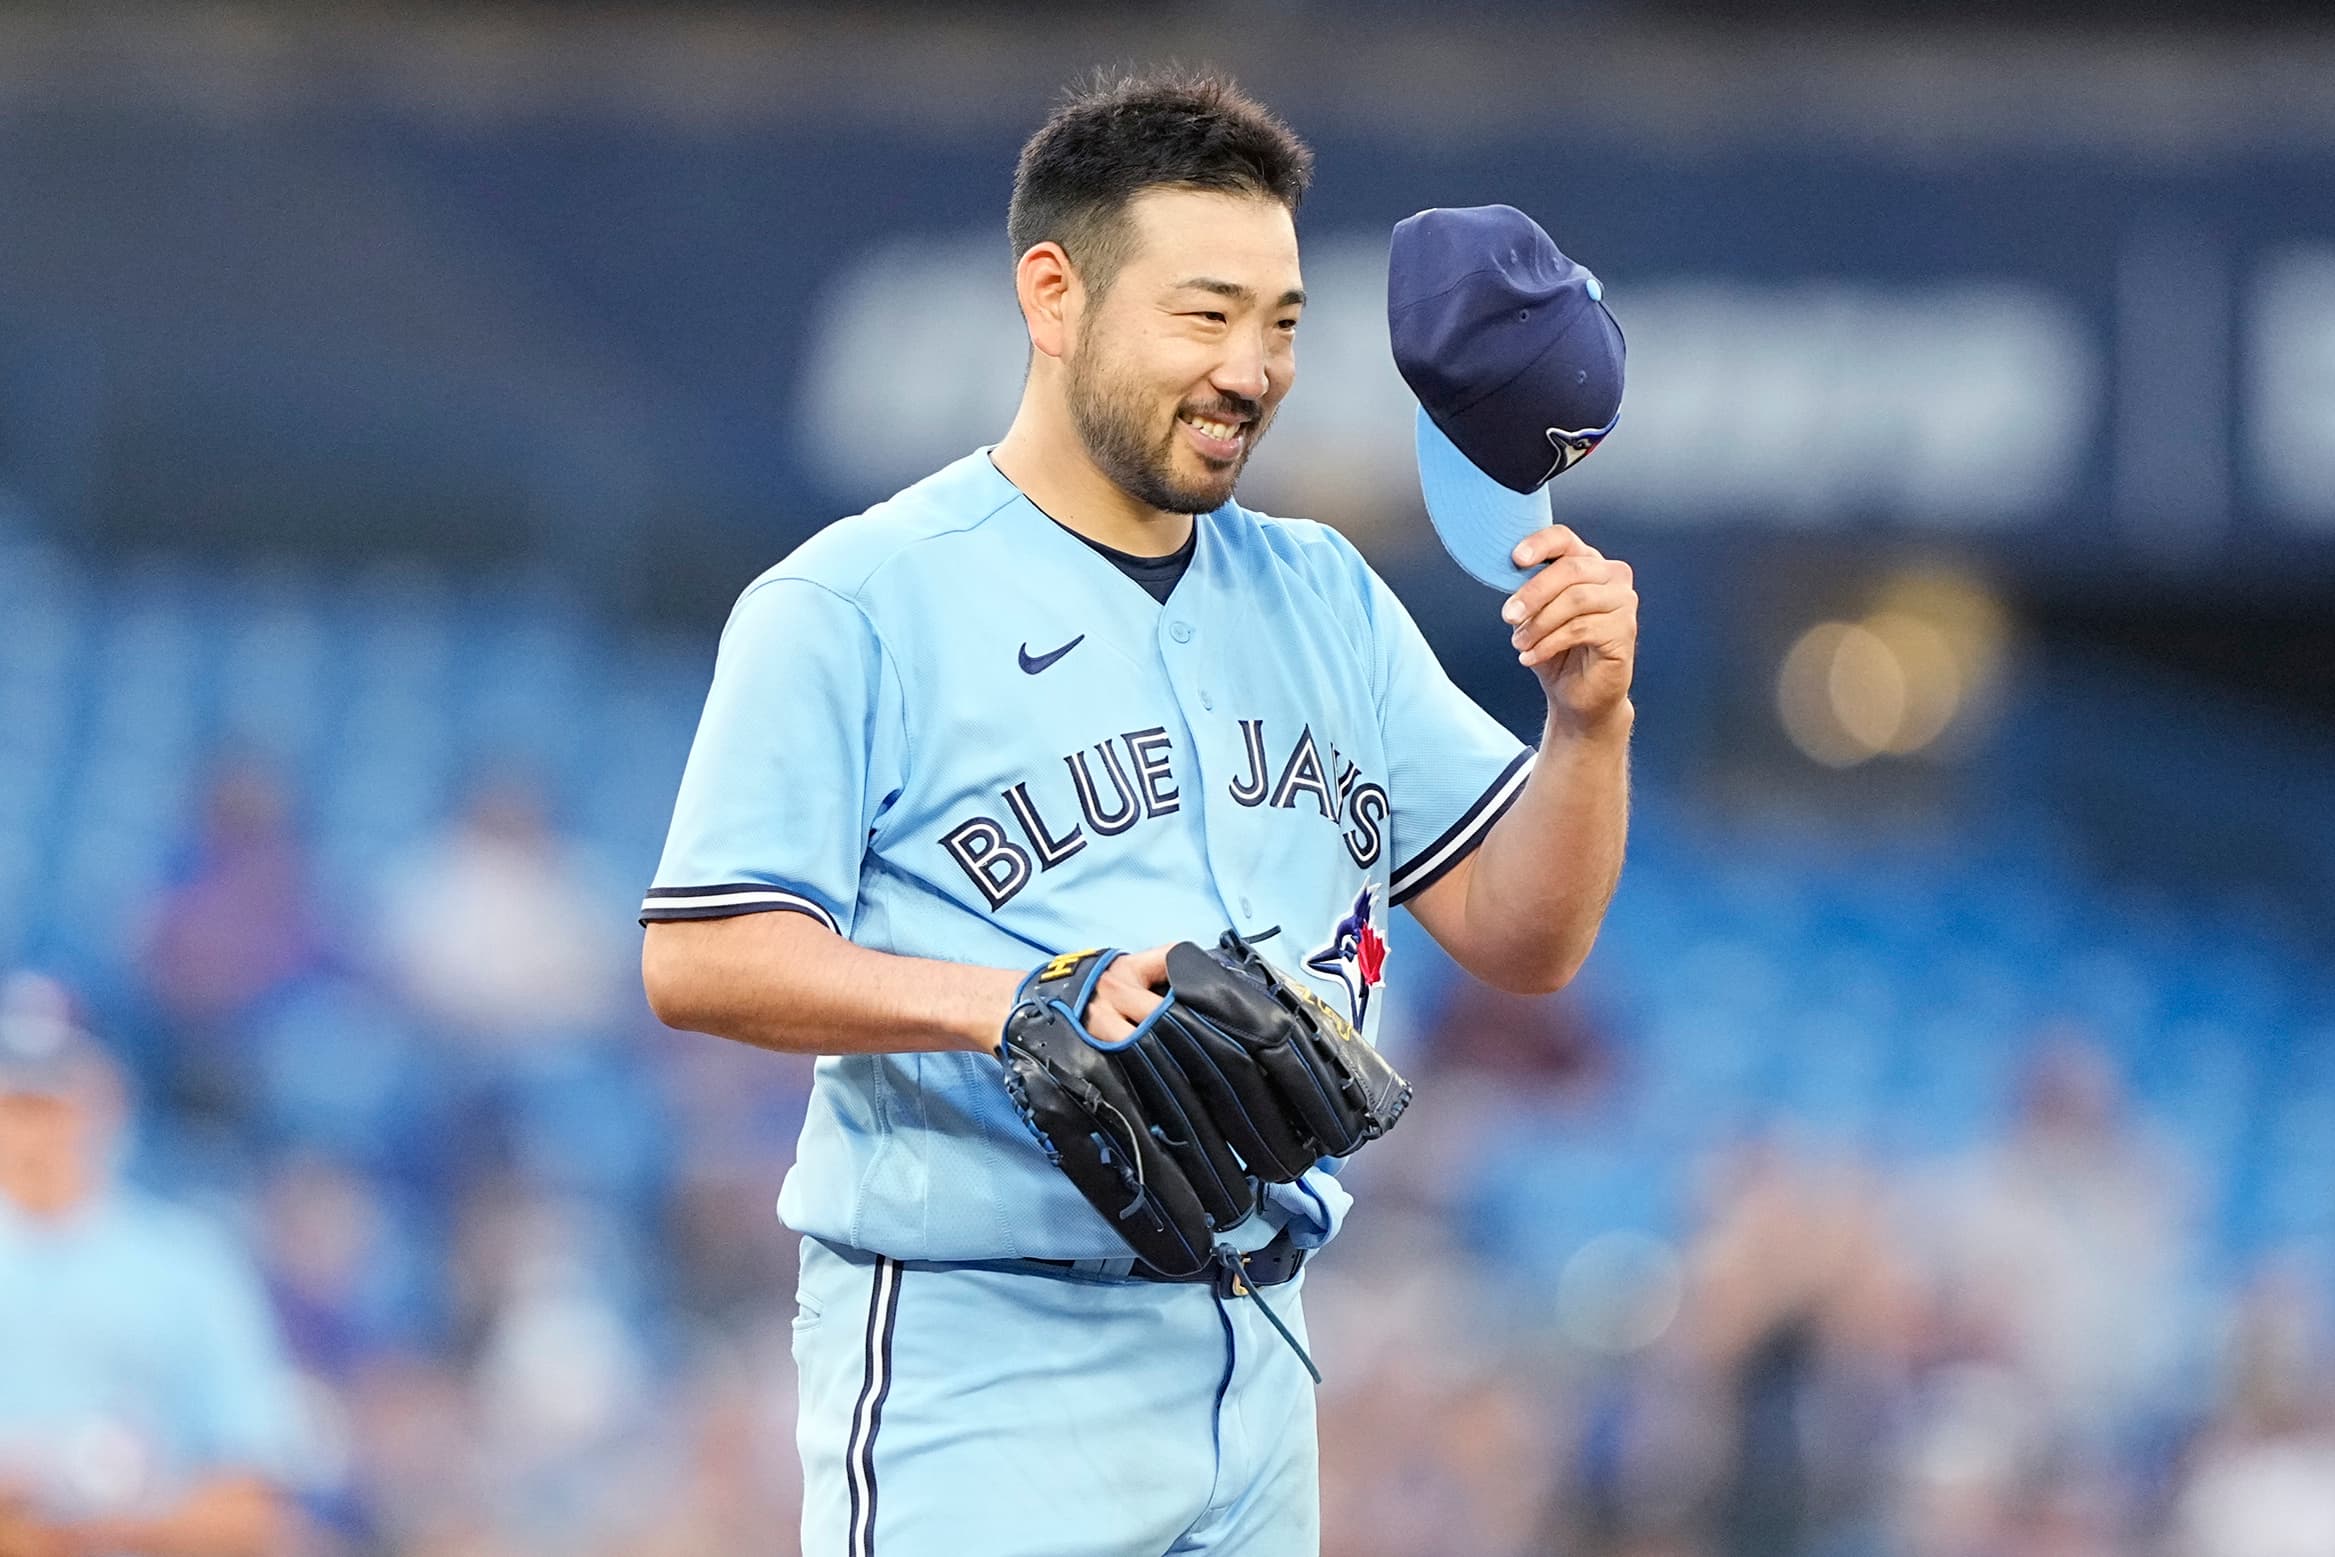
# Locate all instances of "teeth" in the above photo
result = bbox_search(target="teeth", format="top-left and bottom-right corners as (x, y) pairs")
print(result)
(1181, 415), (1239, 440)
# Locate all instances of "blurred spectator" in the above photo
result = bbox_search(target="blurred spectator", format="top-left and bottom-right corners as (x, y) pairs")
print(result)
(654, 1034), (812, 1327)
(257, 1154), (428, 1383)
(139, 759), (329, 1126)
(378, 776), (628, 1048)
(610, 1350), (803, 1557)
(1922, 1030), (2197, 1453)
(1320, 1350), (1558, 1557)
(335, 1355), (488, 1556)
(2174, 1256), (2335, 1557)
(0, 972), (306, 1557)
(1892, 1360), (2052, 1557)
(1359, 969), (1622, 1232)
(1426, 970), (1618, 1096)
(1311, 1225), (1565, 1557)
(1668, 1141), (1921, 1557)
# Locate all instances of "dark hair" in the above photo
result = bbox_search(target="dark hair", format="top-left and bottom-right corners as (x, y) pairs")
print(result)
(1008, 67), (1314, 296)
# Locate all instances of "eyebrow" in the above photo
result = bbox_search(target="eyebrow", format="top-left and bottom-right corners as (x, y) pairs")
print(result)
(1174, 277), (1308, 309)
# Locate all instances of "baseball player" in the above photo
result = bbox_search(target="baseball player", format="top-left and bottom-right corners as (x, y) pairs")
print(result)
(641, 69), (1634, 1557)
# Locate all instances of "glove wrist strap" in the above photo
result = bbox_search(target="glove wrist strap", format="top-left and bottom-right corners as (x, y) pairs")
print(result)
(1015, 946), (1116, 1013)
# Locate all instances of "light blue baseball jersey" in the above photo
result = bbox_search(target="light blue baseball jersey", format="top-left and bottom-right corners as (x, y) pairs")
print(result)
(643, 449), (1530, 1262)
(0, 1190), (306, 1520)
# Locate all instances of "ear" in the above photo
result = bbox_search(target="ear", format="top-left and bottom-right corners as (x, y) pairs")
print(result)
(1015, 241), (1081, 361)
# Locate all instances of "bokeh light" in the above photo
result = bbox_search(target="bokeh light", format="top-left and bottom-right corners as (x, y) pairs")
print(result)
(1555, 1230), (1686, 1355)
(1777, 569), (2013, 765)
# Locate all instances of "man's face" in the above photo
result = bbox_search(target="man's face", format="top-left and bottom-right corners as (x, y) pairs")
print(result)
(1064, 187), (1304, 517)
(0, 1091), (98, 1218)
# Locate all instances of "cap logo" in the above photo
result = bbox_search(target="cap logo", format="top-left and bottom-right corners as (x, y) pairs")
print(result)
(1539, 423), (1612, 483)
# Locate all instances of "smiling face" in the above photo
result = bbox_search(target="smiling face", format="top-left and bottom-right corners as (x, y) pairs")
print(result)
(1062, 187), (1304, 517)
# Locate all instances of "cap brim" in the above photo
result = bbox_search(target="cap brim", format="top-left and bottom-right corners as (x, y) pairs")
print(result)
(1414, 406), (1552, 592)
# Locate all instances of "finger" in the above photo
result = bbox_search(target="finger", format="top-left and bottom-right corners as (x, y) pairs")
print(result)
(1084, 1002), (1134, 1042)
(1520, 605), (1637, 668)
(1520, 607), (1637, 668)
(1509, 576), (1632, 636)
(1510, 582), (1636, 650)
(1119, 985), (1167, 1027)
(1509, 525), (1592, 570)
(1090, 983), (1164, 1043)
(1501, 553), (1609, 626)
(1117, 944), (1173, 990)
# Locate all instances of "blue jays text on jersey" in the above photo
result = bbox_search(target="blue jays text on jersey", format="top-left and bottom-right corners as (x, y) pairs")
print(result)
(642, 449), (1530, 1264)
(936, 716), (1392, 915)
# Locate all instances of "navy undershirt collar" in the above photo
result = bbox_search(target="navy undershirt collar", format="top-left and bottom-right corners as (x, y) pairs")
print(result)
(979, 451), (1198, 604)
(1054, 520), (1196, 605)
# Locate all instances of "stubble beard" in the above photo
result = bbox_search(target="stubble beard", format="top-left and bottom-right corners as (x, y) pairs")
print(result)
(1066, 334), (1272, 518)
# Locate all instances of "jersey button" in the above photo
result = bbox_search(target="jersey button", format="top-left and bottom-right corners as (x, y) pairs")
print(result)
(1200, 690), (1214, 710)
(1168, 621), (1194, 643)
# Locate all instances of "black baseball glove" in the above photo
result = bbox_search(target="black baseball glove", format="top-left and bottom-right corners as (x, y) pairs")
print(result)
(995, 930), (1413, 1278)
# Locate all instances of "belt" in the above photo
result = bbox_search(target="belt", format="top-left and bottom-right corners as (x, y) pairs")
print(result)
(1028, 1226), (1306, 1299)
(809, 1228), (1320, 1381)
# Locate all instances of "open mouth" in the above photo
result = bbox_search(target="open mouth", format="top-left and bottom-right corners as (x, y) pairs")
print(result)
(1177, 410), (1250, 462)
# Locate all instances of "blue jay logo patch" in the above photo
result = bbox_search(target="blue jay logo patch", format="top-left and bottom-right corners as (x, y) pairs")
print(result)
(1306, 886), (1387, 1028)
(1541, 422), (1610, 479)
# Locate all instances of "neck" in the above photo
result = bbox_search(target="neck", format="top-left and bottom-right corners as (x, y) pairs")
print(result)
(992, 384), (1194, 558)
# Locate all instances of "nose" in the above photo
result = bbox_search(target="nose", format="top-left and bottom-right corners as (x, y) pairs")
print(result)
(1211, 335), (1270, 404)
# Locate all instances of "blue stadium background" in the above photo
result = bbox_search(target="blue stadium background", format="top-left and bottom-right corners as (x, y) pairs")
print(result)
(4, 8), (2335, 1555)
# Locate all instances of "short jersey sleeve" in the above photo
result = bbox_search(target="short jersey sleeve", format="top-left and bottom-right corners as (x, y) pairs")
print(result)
(641, 575), (907, 934)
(1353, 554), (1534, 907)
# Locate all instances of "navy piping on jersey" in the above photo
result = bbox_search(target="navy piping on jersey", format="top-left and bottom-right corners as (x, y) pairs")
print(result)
(1387, 749), (1537, 905)
(638, 883), (839, 931)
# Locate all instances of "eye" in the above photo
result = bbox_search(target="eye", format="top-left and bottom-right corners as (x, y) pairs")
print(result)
(1276, 317), (1300, 332)
(1194, 311), (1228, 324)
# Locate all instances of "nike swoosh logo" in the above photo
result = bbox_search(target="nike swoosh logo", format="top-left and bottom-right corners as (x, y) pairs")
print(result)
(1018, 634), (1085, 675)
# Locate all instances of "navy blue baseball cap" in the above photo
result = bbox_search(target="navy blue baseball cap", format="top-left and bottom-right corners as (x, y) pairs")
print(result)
(1388, 205), (1625, 590)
